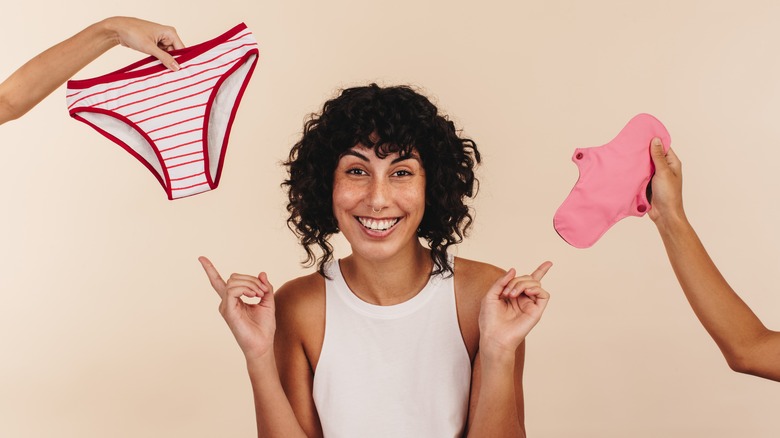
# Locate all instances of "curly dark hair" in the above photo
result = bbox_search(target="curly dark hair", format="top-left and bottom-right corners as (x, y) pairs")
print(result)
(283, 83), (481, 278)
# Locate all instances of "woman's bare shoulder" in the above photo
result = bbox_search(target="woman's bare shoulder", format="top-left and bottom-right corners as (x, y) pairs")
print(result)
(454, 256), (506, 298)
(275, 272), (326, 329)
(452, 257), (507, 357)
(276, 271), (325, 298)
(275, 272), (327, 366)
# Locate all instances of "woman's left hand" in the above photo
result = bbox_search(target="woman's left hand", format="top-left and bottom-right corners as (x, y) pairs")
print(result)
(478, 262), (553, 356)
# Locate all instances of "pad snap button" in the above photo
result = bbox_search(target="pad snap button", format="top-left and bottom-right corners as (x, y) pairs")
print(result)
(637, 204), (647, 213)
(575, 152), (583, 160)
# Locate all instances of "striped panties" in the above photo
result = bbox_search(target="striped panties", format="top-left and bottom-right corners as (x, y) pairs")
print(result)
(66, 23), (259, 200)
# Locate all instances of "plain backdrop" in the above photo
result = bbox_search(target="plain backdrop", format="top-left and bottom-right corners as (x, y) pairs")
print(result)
(1, 1), (778, 437)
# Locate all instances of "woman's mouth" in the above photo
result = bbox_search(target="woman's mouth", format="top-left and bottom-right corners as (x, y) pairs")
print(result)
(357, 217), (400, 232)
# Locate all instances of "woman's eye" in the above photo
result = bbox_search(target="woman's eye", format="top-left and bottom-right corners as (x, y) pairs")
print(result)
(346, 168), (367, 175)
(393, 170), (412, 177)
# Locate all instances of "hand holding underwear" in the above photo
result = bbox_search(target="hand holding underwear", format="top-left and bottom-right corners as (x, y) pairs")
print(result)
(106, 16), (185, 71)
(478, 262), (553, 356)
(199, 257), (276, 360)
(647, 138), (685, 225)
(0, 16), (188, 125)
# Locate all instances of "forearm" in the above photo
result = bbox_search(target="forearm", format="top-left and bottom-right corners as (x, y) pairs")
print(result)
(467, 347), (524, 438)
(655, 214), (772, 371)
(0, 18), (117, 123)
(246, 353), (309, 438)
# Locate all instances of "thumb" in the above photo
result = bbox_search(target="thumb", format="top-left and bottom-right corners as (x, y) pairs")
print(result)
(488, 268), (516, 299)
(649, 137), (668, 170)
(257, 272), (275, 304)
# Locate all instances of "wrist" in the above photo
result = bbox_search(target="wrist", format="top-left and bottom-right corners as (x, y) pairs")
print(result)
(245, 349), (277, 370)
(95, 17), (123, 48)
(478, 340), (518, 366)
(653, 209), (690, 235)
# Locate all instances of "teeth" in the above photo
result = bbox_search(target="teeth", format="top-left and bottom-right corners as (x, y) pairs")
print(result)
(358, 217), (399, 231)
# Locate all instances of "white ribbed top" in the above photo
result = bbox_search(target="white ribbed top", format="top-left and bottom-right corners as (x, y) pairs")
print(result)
(312, 257), (471, 438)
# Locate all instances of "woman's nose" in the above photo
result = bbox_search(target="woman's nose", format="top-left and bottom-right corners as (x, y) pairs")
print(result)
(367, 177), (389, 211)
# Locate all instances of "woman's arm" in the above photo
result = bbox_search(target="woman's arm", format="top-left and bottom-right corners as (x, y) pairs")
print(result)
(467, 341), (527, 437)
(246, 354), (312, 438)
(199, 257), (311, 437)
(649, 139), (780, 381)
(273, 275), (325, 438)
(0, 16), (183, 125)
(466, 264), (552, 438)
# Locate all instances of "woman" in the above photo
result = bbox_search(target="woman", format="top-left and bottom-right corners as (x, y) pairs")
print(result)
(200, 84), (552, 437)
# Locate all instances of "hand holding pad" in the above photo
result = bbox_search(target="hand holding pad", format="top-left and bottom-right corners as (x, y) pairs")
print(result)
(553, 114), (671, 248)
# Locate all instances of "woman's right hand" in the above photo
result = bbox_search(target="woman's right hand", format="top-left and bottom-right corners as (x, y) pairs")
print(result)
(103, 17), (185, 71)
(199, 256), (276, 361)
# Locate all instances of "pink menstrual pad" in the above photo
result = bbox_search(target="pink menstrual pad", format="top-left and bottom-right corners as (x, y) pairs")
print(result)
(553, 114), (671, 248)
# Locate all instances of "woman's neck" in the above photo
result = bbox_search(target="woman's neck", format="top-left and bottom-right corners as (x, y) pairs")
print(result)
(339, 243), (433, 306)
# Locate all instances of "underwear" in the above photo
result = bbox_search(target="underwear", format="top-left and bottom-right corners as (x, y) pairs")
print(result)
(66, 23), (259, 200)
(553, 113), (671, 248)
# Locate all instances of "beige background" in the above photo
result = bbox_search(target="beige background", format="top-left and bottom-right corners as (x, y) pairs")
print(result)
(1, 0), (778, 436)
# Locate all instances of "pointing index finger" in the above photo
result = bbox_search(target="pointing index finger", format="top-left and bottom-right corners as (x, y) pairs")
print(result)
(198, 256), (227, 298)
(530, 261), (553, 282)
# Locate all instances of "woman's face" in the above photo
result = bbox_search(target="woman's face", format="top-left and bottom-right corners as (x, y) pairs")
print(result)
(332, 145), (426, 262)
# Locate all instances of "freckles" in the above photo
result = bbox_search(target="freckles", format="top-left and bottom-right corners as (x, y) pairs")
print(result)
(399, 185), (426, 208)
(404, 177), (425, 199)
(333, 180), (363, 208)
(404, 187), (424, 201)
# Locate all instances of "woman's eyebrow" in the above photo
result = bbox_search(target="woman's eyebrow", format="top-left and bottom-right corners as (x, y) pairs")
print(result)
(342, 149), (369, 161)
(391, 154), (420, 164)
(342, 149), (421, 164)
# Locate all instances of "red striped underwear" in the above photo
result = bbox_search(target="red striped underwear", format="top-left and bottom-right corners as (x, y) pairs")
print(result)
(66, 23), (259, 200)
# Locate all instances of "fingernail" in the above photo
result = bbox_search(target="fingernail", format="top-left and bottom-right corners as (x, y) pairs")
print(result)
(171, 62), (180, 71)
(652, 137), (662, 147)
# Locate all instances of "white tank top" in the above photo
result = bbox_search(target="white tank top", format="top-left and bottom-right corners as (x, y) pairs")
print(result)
(312, 258), (472, 438)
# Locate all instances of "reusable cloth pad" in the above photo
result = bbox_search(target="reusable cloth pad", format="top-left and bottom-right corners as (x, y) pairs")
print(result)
(553, 114), (671, 248)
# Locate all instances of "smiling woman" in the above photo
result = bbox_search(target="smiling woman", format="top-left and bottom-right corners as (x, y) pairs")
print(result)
(283, 84), (481, 279)
(331, 144), (427, 267)
(199, 83), (552, 438)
